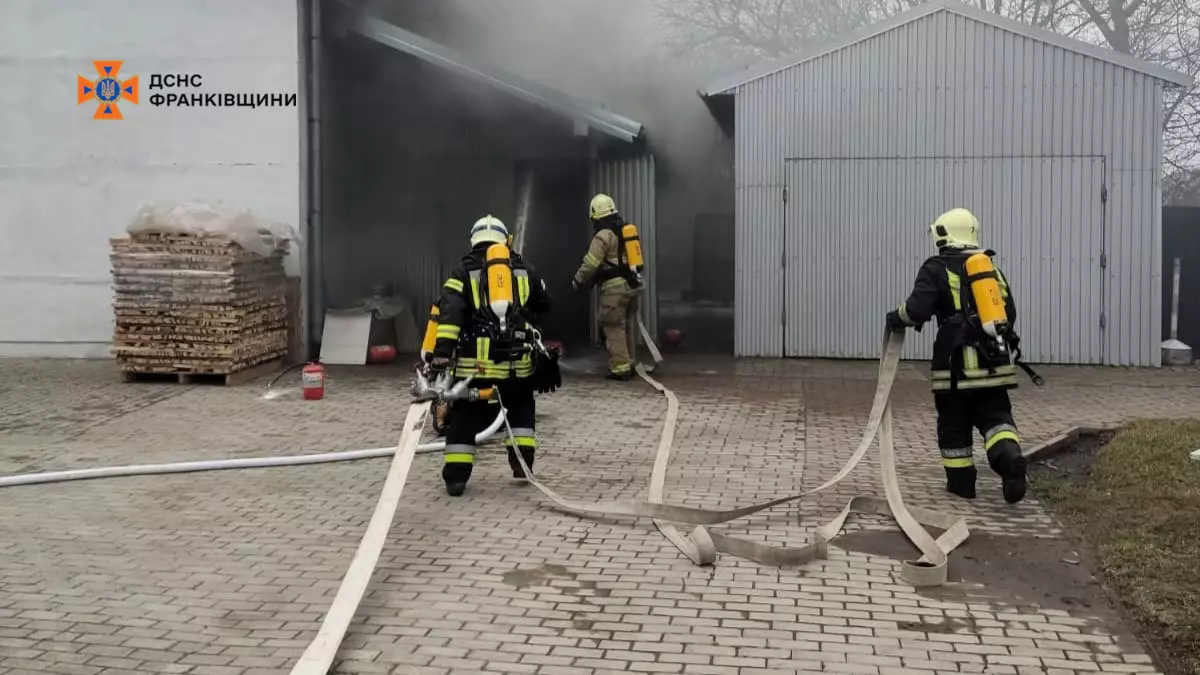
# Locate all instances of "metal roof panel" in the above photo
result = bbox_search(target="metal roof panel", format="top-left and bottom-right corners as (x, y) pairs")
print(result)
(351, 13), (645, 143)
(702, 0), (1192, 95)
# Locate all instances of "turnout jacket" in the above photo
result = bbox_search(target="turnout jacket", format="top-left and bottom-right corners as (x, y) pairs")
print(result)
(573, 220), (634, 292)
(895, 249), (1019, 392)
(433, 246), (551, 380)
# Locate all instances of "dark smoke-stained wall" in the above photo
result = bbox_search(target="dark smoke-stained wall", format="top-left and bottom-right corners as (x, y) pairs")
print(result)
(318, 15), (603, 349)
(1161, 207), (1200, 351)
(361, 0), (739, 352)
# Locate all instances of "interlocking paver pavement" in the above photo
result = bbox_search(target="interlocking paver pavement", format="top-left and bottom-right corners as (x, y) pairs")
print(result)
(1, 354), (1198, 675)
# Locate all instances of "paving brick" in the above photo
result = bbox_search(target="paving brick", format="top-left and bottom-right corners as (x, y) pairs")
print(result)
(2, 356), (1189, 674)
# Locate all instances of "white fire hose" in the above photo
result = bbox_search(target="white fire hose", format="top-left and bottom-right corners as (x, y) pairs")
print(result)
(505, 329), (967, 582)
(290, 329), (965, 673)
(0, 326), (965, 675)
(0, 412), (505, 488)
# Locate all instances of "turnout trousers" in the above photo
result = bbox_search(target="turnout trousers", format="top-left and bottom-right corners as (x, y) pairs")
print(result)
(441, 379), (537, 494)
(598, 289), (638, 377)
(933, 387), (1027, 503)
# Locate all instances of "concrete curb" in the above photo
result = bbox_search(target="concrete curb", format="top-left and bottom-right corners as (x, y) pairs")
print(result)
(1023, 425), (1119, 461)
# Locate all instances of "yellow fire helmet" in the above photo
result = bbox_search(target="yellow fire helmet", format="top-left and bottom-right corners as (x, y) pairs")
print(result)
(929, 208), (980, 250)
(589, 193), (618, 221)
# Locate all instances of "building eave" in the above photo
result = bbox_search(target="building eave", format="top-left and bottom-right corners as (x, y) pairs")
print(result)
(349, 12), (646, 143)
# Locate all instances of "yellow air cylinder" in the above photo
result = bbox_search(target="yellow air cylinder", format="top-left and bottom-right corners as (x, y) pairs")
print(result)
(420, 303), (440, 355)
(965, 252), (1007, 337)
(485, 243), (514, 323)
(622, 223), (644, 270)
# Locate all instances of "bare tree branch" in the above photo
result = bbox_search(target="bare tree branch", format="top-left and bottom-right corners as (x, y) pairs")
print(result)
(652, 0), (1200, 174)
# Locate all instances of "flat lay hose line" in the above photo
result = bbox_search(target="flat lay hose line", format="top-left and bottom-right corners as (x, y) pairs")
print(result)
(290, 401), (431, 675)
(0, 326), (967, 673)
(505, 328), (968, 586)
(637, 314), (663, 365)
(0, 412), (507, 488)
(290, 315), (666, 672)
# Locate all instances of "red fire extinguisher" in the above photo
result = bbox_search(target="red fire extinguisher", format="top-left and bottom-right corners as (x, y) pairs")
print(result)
(301, 361), (326, 400)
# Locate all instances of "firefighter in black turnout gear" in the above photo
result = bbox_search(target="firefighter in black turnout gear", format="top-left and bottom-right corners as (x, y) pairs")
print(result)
(428, 215), (553, 497)
(886, 208), (1039, 504)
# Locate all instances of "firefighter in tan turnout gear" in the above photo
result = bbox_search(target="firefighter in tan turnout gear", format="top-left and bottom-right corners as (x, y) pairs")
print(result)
(885, 208), (1041, 504)
(572, 193), (646, 381)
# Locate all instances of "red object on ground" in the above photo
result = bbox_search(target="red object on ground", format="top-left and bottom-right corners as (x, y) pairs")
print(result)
(302, 362), (326, 400)
(368, 344), (397, 364)
(544, 340), (565, 357)
(663, 329), (684, 346)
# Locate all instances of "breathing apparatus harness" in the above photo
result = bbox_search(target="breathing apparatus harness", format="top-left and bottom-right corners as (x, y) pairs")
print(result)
(444, 243), (561, 395)
(592, 216), (645, 290)
(935, 248), (1044, 391)
(473, 245), (531, 365)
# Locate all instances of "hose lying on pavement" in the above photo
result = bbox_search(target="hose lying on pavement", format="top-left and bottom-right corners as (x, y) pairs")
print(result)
(1, 326), (967, 672)
(291, 401), (431, 675)
(0, 411), (506, 488)
(506, 329), (969, 587)
(1, 331), (965, 583)
(288, 315), (676, 672)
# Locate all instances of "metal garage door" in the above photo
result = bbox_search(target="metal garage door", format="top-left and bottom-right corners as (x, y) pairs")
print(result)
(783, 156), (1107, 364)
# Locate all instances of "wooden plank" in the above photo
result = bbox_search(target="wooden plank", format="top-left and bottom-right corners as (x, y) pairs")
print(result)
(118, 356), (284, 383)
(110, 232), (295, 382)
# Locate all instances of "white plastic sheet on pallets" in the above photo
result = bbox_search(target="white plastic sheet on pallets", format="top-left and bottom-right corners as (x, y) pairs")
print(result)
(126, 201), (302, 277)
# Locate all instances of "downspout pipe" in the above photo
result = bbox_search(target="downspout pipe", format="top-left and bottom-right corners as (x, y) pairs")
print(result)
(305, 0), (324, 361)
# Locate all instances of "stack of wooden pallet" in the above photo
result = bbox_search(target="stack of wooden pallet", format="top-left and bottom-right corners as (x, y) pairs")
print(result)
(110, 230), (289, 383)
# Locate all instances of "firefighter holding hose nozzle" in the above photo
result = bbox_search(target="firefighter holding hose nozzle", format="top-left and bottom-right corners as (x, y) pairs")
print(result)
(424, 215), (556, 497)
(885, 208), (1043, 504)
(420, 231), (539, 437)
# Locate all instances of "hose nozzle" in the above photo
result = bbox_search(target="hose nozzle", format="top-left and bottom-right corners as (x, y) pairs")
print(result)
(411, 365), (475, 402)
(440, 376), (476, 401)
(411, 366), (437, 401)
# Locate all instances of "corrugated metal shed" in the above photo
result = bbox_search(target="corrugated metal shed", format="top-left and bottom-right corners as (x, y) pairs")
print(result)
(704, 0), (1191, 366)
(319, 5), (653, 351)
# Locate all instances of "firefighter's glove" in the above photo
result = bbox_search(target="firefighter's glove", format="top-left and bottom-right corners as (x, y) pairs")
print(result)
(427, 356), (451, 375)
(885, 310), (907, 333)
(533, 347), (562, 394)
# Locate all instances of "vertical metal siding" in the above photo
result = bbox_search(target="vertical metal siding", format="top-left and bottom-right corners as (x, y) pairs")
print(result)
(733, 8), (1165, 365)
(734, 83), (787, 356)
(1150, 81), (1165, 366)
(783, 157), (1109, 363)
(590, 156), (658, 339)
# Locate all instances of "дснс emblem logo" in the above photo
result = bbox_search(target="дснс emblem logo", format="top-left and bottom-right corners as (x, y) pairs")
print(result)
(77, 60), (139, 120)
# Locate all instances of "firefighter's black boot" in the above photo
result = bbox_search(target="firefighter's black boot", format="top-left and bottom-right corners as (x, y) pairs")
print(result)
(508, 447), (535, 480)
(988, 444), (1027, 504)
(442, 463), (472, 497)
(944, 466), (977, 499)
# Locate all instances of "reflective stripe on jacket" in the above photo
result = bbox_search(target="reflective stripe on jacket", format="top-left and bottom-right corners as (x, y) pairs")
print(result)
(573, 228), (629, 292)
(433, 248), (551, 380)
(895, 250), (1019, 392)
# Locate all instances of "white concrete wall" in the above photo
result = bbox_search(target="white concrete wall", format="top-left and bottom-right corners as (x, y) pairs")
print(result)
(0, 0), (301, 357)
